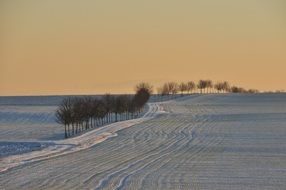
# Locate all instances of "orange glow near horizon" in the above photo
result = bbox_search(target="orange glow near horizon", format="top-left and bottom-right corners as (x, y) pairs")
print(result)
(0, 0), (286, 96)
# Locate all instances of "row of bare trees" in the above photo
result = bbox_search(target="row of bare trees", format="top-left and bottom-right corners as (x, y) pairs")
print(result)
(56, 83), (152, 138)
(56, 80), (259, 138)
(156, 80), (259, 95)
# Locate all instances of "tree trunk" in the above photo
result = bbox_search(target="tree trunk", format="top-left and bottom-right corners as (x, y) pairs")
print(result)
(64, 124), (67, 138)
(67, 125), (70, 137)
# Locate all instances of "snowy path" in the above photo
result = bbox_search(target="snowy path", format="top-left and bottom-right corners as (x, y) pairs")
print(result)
(1, 94), (286, 189)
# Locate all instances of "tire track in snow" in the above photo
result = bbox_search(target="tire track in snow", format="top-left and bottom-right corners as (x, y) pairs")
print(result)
(0, 103), (162, 174)
(2, 94), (286, 189)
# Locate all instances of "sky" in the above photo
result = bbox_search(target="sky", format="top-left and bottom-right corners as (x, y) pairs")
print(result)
(0, 0), (285, 96)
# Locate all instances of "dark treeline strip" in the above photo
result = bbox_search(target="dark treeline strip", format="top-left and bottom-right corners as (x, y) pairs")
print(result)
(152, 80), (261, 102)
(156, 80), (260, 95)
(56, 83), (152, 138)
(56, 80), (263, 138)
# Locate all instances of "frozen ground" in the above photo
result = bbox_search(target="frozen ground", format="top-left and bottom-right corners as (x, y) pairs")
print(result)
(0, 95), (151, 141)
(1, 94), (286, 189)
(0, 103), (161, 173)
(0, 105), (62, 141)
(0, 95), (100, 141)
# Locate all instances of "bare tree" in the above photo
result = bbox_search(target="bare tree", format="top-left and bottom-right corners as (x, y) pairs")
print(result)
(167, 82), (178, 95)
(56, 90), (150, 138)
(90, 98), (106, 127)
(72, 98), (85, 133)
(222, 81), (230, 93)
(230, 86), (246, 93)
(135, 82), (153, 94)
(206, 80), (213, 93)
(134, 84), (152, 110)
(103, 94), (114, 123)
(56, 80), (261, 138)
(178, 82), (187, 96)
(161, 83), (171, 95)
(55, 98), (73, 138)
(214, 82), (224, 93)
(186, 81), (196, 94)
(197, 80), (207, 94)
(157, 82), (178, 98)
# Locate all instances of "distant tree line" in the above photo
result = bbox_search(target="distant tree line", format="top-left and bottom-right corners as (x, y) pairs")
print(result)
(56, 83), (152, 138)
(56, 80), (262, 138)
(156, 80), (260, 95)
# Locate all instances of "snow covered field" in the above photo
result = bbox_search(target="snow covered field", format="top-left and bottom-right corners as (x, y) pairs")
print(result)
(0, 103), (161, 173)
(1, 94), (286, 189)
(0, 95), (99, 141)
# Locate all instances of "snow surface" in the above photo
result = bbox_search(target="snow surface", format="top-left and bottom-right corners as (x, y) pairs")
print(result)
(0, 103), (164, 173)
(1, 94), (286, 189)
(0, 105), (63, 141)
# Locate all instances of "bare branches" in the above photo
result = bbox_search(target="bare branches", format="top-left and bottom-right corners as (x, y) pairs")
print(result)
(135, 82), (153, 94)
(214, 81), (230, 93)
(186, 81), (196, 94)
(56, 80), (260, 138)
(178, 83), (187, 95)
(197, 80), (207, 93)
(56, 83), (152, 138)
(158, 82), (179, 95)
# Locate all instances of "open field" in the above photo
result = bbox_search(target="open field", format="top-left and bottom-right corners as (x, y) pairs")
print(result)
(1, 94), (286, 189)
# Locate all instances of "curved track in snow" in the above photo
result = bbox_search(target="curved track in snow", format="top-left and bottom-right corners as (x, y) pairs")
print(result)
(0, 103), (163, 173)
(1, 94), (286, 189)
